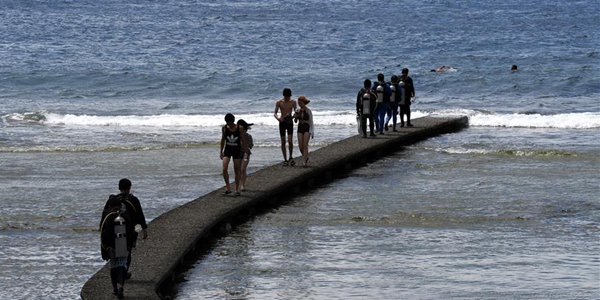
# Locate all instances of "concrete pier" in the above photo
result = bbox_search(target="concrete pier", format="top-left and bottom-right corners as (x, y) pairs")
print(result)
(81, 116), (468, 300)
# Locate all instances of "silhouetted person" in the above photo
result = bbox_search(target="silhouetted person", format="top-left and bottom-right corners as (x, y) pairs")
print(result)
(399, 68), (415, 127)
(356, 79), (377, 137)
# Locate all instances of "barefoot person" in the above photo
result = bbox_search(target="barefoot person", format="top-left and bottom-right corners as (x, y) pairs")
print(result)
(274, 88), (297, 166)
(220, 113), (247, 196)
(294, 96), (314, 167)
(237, 119), (253, 191)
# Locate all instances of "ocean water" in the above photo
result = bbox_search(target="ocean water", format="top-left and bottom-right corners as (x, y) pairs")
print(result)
(0, 0), (598, 299)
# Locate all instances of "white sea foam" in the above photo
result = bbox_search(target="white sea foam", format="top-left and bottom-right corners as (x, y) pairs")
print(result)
(35, 111), (358, 127)
(43, 112), (223, 127)
(429, 147), (578, 157)
(36, 110), (431, 127)
(436, 147), (494, 155)
(468, 112), (600, 129)
(8, 109), (598, 130)
(432, 109), (600, 129)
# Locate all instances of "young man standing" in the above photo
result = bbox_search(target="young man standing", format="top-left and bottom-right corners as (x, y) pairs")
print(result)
(385, 75), (402, 132)
(356, 79), (377, 137)
(220, 113), (247, 196)
(372, 73), (392, 134)
(399, 68), (415, 127)
(274, 88), (297, 166)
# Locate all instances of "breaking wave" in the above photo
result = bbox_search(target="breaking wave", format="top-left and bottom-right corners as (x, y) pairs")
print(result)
(3, 109), (598, 129)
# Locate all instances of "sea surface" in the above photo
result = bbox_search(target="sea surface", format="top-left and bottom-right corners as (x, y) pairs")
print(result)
(0, 0), (598, 299)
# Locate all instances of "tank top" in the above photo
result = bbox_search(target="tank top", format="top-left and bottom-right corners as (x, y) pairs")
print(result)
(224, 125), (241, 150)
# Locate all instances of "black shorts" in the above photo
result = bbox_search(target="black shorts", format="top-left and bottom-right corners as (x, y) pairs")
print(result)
(223, 146), (242, 159)
(279, 121), (293, 137)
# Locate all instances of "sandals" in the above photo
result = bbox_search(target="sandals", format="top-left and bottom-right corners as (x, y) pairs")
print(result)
(282, 158), (296, 166)
(224, 190), (241, 196)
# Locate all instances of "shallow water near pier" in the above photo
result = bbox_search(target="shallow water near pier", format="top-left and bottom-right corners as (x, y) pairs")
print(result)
(174, 128), (599, 300)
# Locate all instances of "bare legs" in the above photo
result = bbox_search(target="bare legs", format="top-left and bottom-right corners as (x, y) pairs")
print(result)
(298, 132), (310, 166)
(240, 155), (249, 191)
(280, 136), (287, 161)
(288, 134), (294, 162)
(222, 156), (232, 192)
(280, 134), (294, 164)
(222, 157), (242, 194)
(232, 158), (241, 193)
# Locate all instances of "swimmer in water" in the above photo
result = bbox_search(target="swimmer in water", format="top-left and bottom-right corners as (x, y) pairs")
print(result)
(430, 65), (456, 72)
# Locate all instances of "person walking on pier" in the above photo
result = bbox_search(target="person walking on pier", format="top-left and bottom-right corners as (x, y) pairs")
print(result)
(102, 178), (148, 281)
(237, 119), (254, 191)
(274, 88), (297, 166)
(101, 178), (148, 299)
(100, 196), (133, 299)
(294, 96), (314, 167)
(385, 75), (402, 132)
(357, 79), (377, 137)
(372, 73), (392, 134)
(220, 113), (248, 196)
(399, 68), (415, 127)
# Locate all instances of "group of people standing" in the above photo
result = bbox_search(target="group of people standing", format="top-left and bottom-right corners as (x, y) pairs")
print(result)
(273, 88), (314, 167)
(219, 88), (314, 197)
(356, 68), (415, 137)
(219, 113), (254, 196)
(221, 69), (415, 194)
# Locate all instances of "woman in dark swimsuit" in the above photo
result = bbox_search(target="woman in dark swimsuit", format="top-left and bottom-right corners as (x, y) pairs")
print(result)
(294, 96), (314, 167)
(220, 113), (247, 196)
(237, 119), (254, 191)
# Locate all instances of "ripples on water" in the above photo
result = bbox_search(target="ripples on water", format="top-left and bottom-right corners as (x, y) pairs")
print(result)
(1, 0), (598, 114)
(176, 128), (599, 300)
(0, 230), (98, 299)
